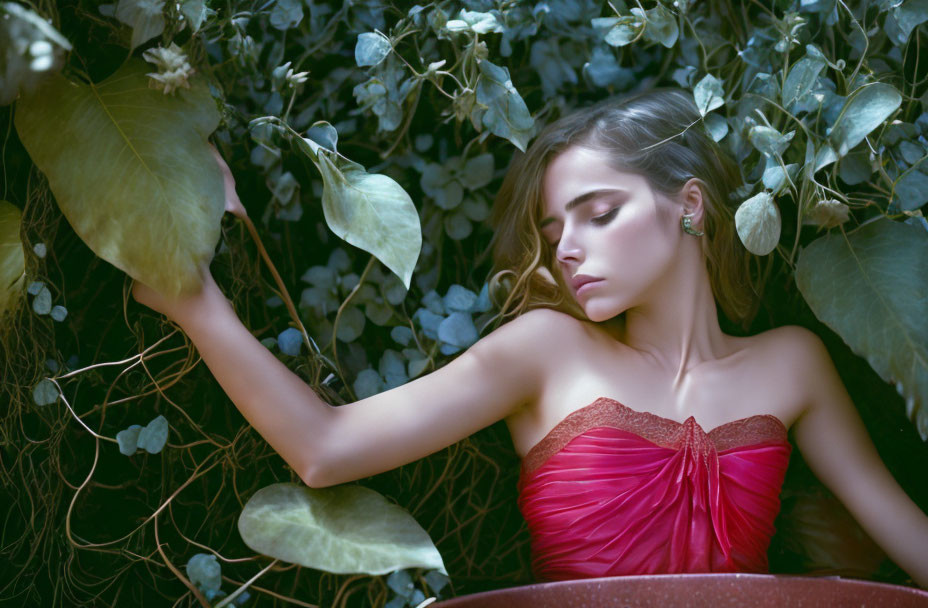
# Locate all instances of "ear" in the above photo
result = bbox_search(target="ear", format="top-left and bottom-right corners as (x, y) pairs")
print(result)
(679, 178), (705, 230)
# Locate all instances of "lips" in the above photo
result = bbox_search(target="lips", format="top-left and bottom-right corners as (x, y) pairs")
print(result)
(570, 274), (603, 291)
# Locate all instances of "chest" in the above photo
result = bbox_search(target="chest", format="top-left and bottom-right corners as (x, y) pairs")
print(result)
(506, 334), (805, 459)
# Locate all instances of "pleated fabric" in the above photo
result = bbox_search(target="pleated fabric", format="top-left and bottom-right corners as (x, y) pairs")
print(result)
(517, 397), (791, 582)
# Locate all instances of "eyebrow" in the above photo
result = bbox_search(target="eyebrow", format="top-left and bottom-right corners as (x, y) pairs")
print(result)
(539, 188), (629, 227)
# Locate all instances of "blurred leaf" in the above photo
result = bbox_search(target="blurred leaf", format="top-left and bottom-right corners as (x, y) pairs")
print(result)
(0, 200), (25, 317)
(32, 378), (58, 406)
(0, 2), (72, 105)
(137, 415), (169, 454)
(185, 554), (222, 595)
(180, 0), (207, 33)
(444, 212), (472, 240)
(32, 285), (51, 315)
(335, 306), (366, 343)
(116, 424), (142, 455)
(238, 483), (447, 575)
(270, 0), (303, 30)
(442, 285), (477, 313)
(889, 0), (928, 45)
(530, 39), (577, 96)
(803, 199), (850, 229)
(50, 305), (67, 322)
(796, 219), (928, 439)
(387, 569), (414, 598)
(414, 308), (442, 340)
(425, 570), (450, 594)
(893, 158), (928, 211)
(829, 83), (902, 157)
(475, 60), (534, 152)
(437, 312), (478, 348)
(354, 367), (384, 399)
(703, 113), (728, 142)
(838, 151), (873, 185)
(15, 59), (223, 298)
(462, 154), (494, 190)
(277, 327), (303, 356)
(643, 5), (678, 48)
(114, 0), (165, 50)
(356, 32), (392, 67)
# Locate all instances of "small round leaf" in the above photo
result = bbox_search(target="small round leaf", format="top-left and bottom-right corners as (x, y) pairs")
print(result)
(735, 192), (781, 255)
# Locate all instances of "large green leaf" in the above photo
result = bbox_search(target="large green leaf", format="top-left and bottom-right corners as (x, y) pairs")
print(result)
(237, 482), (447, 576)
(0, 200), (25, 318)
(828, 83), (902, 158)
(295, 137), (421, 289)
(796, 219), (928, 439)
(14, 59), (224, 298)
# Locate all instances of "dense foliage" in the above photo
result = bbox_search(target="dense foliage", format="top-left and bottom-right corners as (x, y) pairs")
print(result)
(2, 0), (928, 606)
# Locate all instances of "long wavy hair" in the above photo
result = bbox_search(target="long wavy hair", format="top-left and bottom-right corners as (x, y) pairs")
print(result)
(487, 87), (760, 330)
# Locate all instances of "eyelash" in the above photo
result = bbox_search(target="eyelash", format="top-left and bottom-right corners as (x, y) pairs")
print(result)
(590, 207), (620, 225)
(548, 207), (620, 247)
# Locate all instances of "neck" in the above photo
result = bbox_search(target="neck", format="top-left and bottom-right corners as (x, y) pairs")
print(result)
(615, 248), (731, 387)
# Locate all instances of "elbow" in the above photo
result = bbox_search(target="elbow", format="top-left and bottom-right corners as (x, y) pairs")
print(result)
(300, 454), (343, 488)
(300, 460), (333, 488)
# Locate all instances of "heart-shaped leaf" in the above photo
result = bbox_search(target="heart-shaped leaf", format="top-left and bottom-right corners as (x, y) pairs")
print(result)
(14, 59), (224, 298)
(295, 141), (421, 290)
(796, 219), (928, 439)
(0, 200), (26, 318)
(237, 482), (447, 576)
(693, 74), (724, 117)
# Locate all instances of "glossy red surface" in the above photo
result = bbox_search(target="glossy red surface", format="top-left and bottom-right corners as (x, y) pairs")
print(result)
(435, 574), (928, 607)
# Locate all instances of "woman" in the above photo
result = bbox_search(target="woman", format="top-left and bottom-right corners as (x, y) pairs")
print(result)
(131, 88), (928, 585)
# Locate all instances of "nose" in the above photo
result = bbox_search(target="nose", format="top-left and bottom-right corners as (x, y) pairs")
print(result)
(555, 232), (584, 266)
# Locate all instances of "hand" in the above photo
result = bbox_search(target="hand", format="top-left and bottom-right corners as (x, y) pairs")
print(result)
(131, 263), (221, 322)
(208, 143), (248, 220)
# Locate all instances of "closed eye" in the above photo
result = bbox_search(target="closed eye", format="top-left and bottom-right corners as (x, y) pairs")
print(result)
(590, 207), (619, 225)
(546, 207), (621, 248)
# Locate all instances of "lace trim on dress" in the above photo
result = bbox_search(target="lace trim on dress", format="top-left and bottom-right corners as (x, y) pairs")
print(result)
(521, 396), (789, 477)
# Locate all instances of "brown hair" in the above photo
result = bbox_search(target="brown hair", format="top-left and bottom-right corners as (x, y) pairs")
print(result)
(487, 87), (760, 329)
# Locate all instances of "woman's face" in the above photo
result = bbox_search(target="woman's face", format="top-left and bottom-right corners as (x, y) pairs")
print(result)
(540, 145), (686, 322)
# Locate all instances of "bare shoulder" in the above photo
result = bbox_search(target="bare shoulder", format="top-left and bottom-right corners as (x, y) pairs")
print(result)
(487, 307), (585, 343)
(750, 325), (835, 414)
(481, 307), (585, 387)
(754, 324), (829, 361)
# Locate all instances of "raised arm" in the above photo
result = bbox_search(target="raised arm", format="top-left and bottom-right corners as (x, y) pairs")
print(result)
(133, 268), (552, 489)
(787, 326), (928, 588)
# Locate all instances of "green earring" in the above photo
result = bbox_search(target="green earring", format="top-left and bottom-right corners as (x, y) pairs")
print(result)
(681, 213), (704, 237)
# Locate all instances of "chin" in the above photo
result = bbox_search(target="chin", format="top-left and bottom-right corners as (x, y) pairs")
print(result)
(582, 300), (627, 323)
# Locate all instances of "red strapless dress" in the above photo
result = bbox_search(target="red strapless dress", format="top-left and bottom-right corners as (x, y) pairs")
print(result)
(517, 396), (791, 582)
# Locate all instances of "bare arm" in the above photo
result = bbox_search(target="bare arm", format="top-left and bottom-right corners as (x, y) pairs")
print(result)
(788, 327), (928, 588)
(133, 266), (554, 489)
(131, 147), (548, 488)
